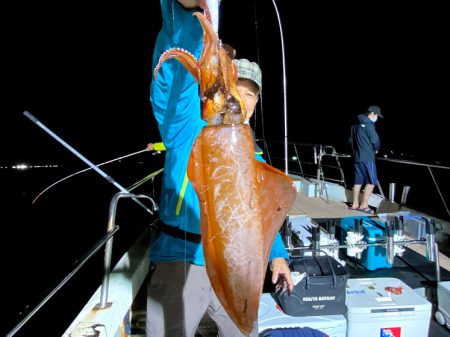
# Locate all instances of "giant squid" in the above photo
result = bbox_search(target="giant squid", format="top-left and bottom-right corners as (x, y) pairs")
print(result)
(154, 4), (297, 336)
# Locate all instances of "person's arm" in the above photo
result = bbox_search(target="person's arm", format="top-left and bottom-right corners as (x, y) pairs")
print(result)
(150, 0), (205, 148)
(367, 125), (381, 152)
(349, 125), (355, 152)
(271, 257), (294, 293)
(268, 233), (294, 293)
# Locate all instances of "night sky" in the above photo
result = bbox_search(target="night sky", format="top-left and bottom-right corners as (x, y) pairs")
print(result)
(3, 1), (449, 166)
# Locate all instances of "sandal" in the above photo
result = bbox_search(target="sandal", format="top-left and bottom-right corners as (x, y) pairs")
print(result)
(358, 207), (374, 215)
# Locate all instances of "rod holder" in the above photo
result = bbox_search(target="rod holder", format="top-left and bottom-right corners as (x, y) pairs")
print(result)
(328, 221), (336, 241)
(395, 216), (404, 237)
(355, 218), (363, 235)
(386, 221), (395, 264)
(345, 219), (364, 259)
(425, 218), (437, 263)
(284, 217), (293, 251)
(354, 218), (363, 259)
(389, 183), (396, 202)
(311, 226), (321, 255)
(394, 216), (405, 257)
(400, 185), (411, 205)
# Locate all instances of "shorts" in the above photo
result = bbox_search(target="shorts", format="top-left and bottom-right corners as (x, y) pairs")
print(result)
(354, 161), (377, 185)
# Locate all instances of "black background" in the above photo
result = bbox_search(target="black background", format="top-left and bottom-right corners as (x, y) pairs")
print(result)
(3, 1), (449, 165)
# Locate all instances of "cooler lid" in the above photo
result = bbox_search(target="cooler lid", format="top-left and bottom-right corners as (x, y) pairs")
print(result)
(346, 277), (431, 314)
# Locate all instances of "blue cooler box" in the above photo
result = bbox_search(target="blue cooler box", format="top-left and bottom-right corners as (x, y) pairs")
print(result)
(339, 216), (393, 270)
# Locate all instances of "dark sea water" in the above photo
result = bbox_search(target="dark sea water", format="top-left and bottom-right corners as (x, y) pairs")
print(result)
(0, 156), (163, 337)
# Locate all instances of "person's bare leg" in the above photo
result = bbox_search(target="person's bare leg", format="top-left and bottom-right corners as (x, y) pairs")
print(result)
(351, 184), (362, 209)
(360, 184), (374, 209)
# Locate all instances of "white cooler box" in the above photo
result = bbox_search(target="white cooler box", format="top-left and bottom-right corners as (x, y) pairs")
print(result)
(258, 293), (347, 337)
(346, 277), (432, 337)
(436, 280), (450, 329)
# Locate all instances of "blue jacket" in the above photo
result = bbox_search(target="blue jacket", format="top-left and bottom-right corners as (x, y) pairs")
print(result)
(149, 0), (288, 265)
(349, 114), (380, 162)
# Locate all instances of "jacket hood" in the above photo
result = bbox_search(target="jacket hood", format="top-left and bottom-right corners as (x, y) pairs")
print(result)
(357, 113), (373, 124)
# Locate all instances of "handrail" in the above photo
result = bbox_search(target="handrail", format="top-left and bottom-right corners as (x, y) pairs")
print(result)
(377, 157), (450, 170)
(7, 174), (161, 337)
(377, 157), (450, 219)
(260, 139), (450, 219)
(96, 192), (158, 309)
(259, 139), (349, 188)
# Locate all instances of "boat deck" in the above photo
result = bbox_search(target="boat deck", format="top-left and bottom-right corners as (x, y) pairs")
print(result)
(288, 190), (450, 273)
(289, 190), (370, 219)
(280, 187), (450, 337)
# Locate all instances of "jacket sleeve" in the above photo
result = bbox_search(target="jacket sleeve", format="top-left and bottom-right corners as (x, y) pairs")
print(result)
(150, 0), (204, 149)
(349, 126), (354, 152)
(366, 124), (381, 151)
(269, 233), (289, 261)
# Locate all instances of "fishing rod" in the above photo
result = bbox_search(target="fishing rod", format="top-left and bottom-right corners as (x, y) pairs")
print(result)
(271, 0), (289, 175)
(206, 0), (219, 33)
(253, 0), (288, 174)
(23, 111), (154, 214)
(32, 148), (152, 204)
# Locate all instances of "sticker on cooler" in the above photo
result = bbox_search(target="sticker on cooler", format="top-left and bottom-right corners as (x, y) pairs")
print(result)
(380, 327), (401, 337)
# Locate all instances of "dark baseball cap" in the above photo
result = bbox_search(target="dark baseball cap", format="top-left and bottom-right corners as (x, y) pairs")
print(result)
(367, 105), (383, 118)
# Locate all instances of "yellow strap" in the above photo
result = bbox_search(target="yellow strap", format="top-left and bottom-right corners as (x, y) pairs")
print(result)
(176, 173), (189, 215)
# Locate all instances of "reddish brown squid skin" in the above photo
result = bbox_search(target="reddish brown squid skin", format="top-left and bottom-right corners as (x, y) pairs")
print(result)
(188, 124), (296, 335)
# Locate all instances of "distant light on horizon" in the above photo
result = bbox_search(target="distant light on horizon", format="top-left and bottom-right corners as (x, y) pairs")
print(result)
(1, 163), (61, 170)
(13, 164), (29, 170)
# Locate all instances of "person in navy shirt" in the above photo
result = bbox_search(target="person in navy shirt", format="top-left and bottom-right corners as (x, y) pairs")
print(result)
(349, 105), (383, 214)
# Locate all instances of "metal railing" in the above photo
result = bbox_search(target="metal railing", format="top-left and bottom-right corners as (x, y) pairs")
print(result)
(95, 192), (158, 309)
(7, 190), (159, 337)
(259, 139), (350, 188)
(376, 157), (450, 219)
(260, 139), (450, 220)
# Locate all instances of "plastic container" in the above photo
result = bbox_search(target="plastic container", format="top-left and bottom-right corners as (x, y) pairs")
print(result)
(346, 277), (432, 337)
(435, 280), (450, 329)
(339, 216), (393, 270)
